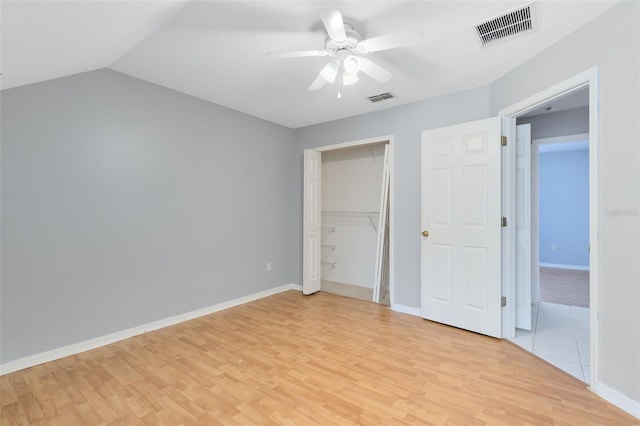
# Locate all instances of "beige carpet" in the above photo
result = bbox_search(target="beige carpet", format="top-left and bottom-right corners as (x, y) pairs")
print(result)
(540, 267), (590, 307)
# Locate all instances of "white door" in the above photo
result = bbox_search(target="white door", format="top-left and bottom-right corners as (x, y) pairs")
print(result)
(421, 117), (502, 338)
(373, 144), (390, 303)
(303, 149), (322, 295)
(515, 124), (532, 329)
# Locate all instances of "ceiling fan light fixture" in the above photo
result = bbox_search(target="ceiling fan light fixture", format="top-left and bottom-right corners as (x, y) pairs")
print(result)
(343, 55), (362, 75)
(320, 60), (340, 83)
(343, 71), (359, 86)
(267, 9), (420, 92)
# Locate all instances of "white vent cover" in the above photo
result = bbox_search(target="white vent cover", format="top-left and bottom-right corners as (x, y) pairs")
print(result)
(368, 92), (394, 102)
(474, 2), (536, 47)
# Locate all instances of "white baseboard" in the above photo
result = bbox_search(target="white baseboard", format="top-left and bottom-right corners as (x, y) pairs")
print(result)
(539, 262), (590, 271)
(0, 283), (302, 376)
(391, 304), (421, 317)
(593, 382), (640, 419)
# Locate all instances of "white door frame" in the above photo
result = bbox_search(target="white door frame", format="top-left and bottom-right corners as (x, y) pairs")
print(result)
(514, 123), (532, 330)
(307, 135), (396, 305)
(499, 67), (600, 388)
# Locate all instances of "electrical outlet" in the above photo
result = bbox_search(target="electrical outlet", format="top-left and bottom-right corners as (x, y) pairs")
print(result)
(551, 244), (557, 252)
(266, 262), (272, 272)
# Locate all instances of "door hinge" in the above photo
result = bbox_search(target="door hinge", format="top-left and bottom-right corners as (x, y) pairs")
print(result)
(501, 217), (507, 227)
(501, 136), (507, 146)
(501, 296), (507, 307)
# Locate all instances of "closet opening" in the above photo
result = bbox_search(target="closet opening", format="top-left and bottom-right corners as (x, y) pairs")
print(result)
(303, 136), (394, 306)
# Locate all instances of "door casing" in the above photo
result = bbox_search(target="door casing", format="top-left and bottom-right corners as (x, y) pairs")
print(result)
(499, 67), (600, 389)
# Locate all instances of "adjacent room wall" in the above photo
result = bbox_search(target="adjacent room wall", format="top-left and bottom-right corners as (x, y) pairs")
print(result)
(293, 86), (492, 307)
(517, 106), (588, 139)
(0, 69), (297, 363)
(538, 149), (590, 267)
(517, 107), (589, 303)
(490, 1), (640, 403)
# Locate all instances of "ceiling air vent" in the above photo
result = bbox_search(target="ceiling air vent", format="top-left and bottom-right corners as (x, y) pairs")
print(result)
(474, 2), (536, 47)
(368, 92), (394, 103)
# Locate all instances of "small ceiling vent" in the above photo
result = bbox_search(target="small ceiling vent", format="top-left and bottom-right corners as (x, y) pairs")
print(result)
(368, 92), (394, 102)
(474, 2), (536, 47)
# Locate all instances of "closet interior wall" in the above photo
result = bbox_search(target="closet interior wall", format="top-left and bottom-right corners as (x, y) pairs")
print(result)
(320, 143), (387, 301)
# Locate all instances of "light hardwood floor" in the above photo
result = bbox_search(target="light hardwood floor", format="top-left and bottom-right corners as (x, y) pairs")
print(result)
(1, 291), (637, 425)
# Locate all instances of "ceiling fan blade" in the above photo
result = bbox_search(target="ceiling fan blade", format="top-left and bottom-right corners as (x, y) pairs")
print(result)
(358, 28), (423, 53)
(309, 73), (326, 91)
(266, 50), (326, 58)
(320, 9), (347, 41)
(360, 58), (393, 83)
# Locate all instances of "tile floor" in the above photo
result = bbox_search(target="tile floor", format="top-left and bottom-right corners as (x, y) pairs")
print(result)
(511, 301), (591, 384)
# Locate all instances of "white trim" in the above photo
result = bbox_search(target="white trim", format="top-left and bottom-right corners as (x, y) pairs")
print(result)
(501, 117), (517, 339)
(0, 284), (302, 376)
(314, 135), (393, 152)
(539, 262), (590, 271)
(593, 382), (640, 419)
(306, 135), (396, 306)
(389, 140), (396, 306)
(499, 66), (600, 388)
(390, 304), (421, 317)
(498, 69), (594, 117)
(531, 133), (541, 304)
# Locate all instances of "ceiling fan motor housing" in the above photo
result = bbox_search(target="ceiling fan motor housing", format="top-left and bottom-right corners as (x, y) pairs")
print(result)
(326, 28), (362, 53)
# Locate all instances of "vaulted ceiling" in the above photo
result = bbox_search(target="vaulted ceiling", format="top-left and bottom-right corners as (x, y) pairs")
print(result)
(1, 1), (617, 128)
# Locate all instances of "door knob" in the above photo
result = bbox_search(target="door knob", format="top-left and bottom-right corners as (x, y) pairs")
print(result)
(421, 230), (430, 237)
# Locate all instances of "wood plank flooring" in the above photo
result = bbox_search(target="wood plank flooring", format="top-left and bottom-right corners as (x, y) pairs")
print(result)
(1, 290), (637, 425)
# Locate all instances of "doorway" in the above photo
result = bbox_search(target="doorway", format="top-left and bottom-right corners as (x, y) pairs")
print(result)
(500, 69), (599, 387)
(536, 133), (590, 306)
(303, 136), (394, 306)
(515, 128), (591, 383)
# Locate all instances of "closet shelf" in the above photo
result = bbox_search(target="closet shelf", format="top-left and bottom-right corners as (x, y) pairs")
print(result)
(321, 211), (380, 233)
(321, 210), (379, 216)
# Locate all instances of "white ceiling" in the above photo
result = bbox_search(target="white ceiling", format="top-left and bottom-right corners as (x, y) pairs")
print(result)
(1, 1), (618, 128)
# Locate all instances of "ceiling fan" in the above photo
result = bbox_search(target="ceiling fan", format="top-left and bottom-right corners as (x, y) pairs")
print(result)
(266, 9), (423, 93)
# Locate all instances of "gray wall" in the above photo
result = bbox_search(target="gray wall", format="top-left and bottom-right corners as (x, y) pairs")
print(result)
(0, 69), (297, 363)
(293, 86), (492, 306)
(491, 1), (640, 401)
(517, 106), (589, 140)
